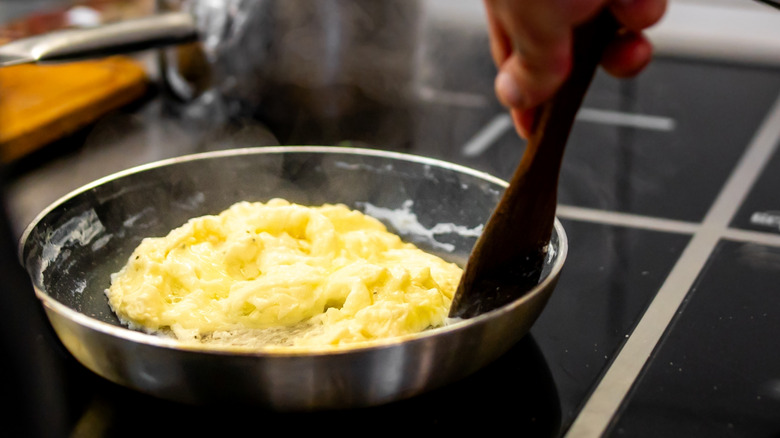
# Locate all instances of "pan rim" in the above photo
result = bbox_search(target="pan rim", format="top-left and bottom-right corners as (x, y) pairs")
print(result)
(21, 145), (568, 357)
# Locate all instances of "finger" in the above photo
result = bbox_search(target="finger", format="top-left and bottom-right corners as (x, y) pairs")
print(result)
(511, 107), (537, 140)
(488, 0), (606, 111)
(557, 0), (612, 24)
(601, 30), (653, 77)
(487, 0), (568, 51)
(491, 0), (607, 38)
(495, 38), (572, 111)
(609, 0), (668, 31)
(483, 0), (512, 66)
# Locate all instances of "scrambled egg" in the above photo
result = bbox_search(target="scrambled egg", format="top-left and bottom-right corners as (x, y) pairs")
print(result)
(105, 198), (462, 350)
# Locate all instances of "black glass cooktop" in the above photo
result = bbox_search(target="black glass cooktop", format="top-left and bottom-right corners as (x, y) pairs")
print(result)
(2, 9), (780, 438)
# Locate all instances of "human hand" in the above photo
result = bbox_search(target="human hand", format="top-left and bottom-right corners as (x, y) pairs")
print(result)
(483, 0), (667, 138)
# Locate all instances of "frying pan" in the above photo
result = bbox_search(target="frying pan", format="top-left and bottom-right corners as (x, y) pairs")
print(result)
(19, 146), (566, 409)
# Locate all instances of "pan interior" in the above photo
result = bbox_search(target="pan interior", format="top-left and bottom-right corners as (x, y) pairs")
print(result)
(21, 147), (560, 343)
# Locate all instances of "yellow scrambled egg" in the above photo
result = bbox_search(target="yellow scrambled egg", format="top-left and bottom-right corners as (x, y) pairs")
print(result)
(105, 198), (462, 350)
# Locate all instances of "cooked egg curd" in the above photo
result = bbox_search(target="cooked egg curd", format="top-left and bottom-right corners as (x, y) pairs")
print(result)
(105, 198), (463, 350)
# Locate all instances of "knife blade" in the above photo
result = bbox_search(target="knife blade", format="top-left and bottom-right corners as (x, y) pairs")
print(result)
(0, 11), (197, 68)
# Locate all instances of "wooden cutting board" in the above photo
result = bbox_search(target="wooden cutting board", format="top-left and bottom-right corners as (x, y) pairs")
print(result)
(0, 56), (148, 163)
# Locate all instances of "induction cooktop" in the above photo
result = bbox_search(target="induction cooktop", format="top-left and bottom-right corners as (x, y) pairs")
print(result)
(2, 1), (780, 437)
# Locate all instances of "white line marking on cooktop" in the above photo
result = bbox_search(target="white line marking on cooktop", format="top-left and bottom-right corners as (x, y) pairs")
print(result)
(462, 113), (513, 157)
(556, 206), (780, 245)
(723, 228), (780, 247)
(576, 108), (676, 131)
(462, 108), (674, 157)
(416, 86), (489, 108)
(556, 205), (699, 235)
(565, 92), (780, 438)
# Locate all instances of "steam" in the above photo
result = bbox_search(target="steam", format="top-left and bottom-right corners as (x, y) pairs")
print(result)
(167, 0), (426, 124)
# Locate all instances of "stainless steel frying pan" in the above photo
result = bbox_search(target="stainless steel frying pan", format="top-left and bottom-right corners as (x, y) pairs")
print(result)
(18, 146), (566, 409)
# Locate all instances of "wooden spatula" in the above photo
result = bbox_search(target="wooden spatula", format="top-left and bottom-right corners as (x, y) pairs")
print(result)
(449, 11), (619, 319)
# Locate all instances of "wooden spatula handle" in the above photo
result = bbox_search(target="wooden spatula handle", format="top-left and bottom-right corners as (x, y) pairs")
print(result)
(449, 11), (620, 319)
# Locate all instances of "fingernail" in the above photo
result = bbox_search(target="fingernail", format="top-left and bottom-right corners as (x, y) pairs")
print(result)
(496, 71), (524, 108)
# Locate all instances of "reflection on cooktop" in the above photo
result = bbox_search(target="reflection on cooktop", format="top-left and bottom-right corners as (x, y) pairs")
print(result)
(35, 336), (558, 437)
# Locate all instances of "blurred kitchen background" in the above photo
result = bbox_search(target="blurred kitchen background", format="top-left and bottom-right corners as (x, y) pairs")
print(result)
(3, 2), (780, 437)
(2, 0), (780, 236)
